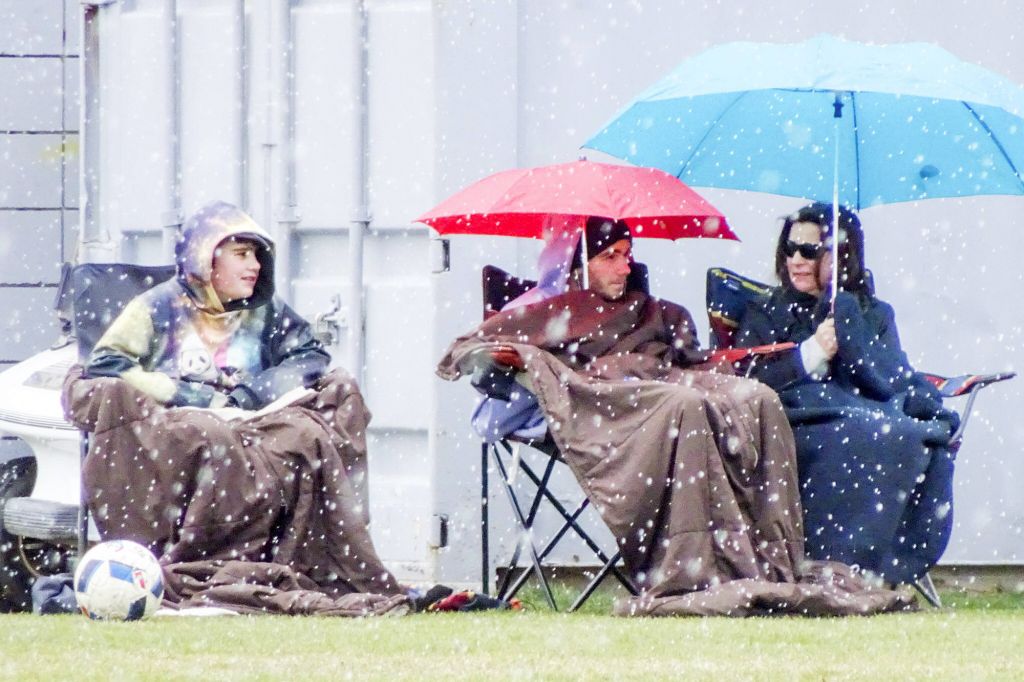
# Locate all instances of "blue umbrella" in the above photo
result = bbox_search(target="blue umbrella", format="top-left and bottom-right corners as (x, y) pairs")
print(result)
(584, 34), (1024, 300)
(585, 34), (1024, 209)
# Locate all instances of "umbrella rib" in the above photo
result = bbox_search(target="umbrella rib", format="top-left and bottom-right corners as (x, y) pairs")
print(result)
(962, 102), (1024, 193)
(675, 91), (749, 181)
(850, 91), (862, 211)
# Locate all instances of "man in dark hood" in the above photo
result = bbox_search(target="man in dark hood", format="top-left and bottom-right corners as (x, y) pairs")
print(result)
(86, 200), (328, 409)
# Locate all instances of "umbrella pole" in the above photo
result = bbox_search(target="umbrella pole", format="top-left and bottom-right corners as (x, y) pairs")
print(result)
(831, 93), (843, 310)
(580, 226), (589, 290)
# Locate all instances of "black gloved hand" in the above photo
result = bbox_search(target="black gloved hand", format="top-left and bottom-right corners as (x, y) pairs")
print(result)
(226, 385), (258, 411)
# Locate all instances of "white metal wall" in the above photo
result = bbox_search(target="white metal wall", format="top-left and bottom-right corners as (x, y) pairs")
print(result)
(0, 0), (78, 367)
(0, 0), (79, 464)
(77, 0), (1024, 586)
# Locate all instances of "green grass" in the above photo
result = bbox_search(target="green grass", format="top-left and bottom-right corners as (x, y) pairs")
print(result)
(2, 586), (1023, 681)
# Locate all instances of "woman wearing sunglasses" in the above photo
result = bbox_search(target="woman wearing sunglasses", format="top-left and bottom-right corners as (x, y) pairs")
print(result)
(735, 201), (960, 588)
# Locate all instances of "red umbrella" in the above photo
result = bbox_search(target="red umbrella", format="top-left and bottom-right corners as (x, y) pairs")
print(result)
(416, 159), (737, 241)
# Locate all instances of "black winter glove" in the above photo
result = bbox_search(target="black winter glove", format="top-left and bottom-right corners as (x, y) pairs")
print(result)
(226, 384), (259, 411)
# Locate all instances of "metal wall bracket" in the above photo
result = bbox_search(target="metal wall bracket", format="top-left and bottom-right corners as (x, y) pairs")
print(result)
(428, 513), (449, 549)
(430, 238), (450, 273)
(314, 294), (347, 346)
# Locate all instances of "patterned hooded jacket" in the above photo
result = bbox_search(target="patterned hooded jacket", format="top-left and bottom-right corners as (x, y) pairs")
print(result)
(86, 201), (329, 409)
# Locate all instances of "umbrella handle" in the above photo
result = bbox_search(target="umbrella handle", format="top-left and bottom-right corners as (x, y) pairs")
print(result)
(580, 225), (589, 290)
(831, 92), (843, 311)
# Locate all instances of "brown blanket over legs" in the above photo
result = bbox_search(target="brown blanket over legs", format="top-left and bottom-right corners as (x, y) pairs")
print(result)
(438, 291), (914, 616)
(164, 561), (409, 616)
(62, 367), (407, 617)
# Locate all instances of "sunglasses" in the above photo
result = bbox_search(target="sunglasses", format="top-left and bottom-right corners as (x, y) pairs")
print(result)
(782, 240), (826, 259)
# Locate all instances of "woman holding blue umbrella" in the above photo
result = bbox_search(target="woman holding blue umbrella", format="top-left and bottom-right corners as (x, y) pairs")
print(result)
(736, 202), (960, 586)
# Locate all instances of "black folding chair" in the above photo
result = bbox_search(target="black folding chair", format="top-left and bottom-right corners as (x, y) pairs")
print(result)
(478, 264), (645, 611)
(60, 263), (177, 558)
(0, 263), (174, 610)
(706, 266), (1016, 607)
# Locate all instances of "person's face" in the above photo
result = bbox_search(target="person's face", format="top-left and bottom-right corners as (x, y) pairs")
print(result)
(784, 221), (828, 296)
(587, 239), (633, 300)
(211, 238), (261, 303)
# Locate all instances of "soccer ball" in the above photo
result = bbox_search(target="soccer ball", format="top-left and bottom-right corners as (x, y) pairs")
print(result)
(73, 539), (164, 621)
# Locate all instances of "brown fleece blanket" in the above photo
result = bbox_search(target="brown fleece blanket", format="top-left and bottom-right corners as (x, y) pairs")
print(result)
(62, 367), (407, 617)
(439, 289), (913, 616)
(163, 561), (409, 616)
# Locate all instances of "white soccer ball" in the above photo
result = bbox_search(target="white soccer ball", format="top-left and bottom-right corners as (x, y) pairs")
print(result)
(73, 539), (165, 621)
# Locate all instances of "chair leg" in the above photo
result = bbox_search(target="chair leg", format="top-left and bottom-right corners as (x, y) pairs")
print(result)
(494, 448), (557, 599)
(491, 445), (558, 610)
(516, 457), (637, 594)
(503, 488), (637, 600)
(77, 432), (90, 562)
(488, 440), (639, 609)
(480, 442), (489, 596)
(504, 498), (590, 600)
(914, 572), (942, 608)
(568, 551), (623, 612)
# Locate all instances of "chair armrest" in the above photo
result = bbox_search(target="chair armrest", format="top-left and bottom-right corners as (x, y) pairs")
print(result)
(707, 342), (797, 365)
(920, 371), (1017, 447)
(921, 371), (1017, 398)
(471, 363), (521, 401)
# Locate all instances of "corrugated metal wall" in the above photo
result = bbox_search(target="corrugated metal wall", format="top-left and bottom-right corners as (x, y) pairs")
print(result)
(0, 0), (78, 463)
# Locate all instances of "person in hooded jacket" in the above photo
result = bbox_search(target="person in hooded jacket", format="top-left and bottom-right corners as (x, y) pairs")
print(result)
(86, 201), (328, 408)
(735, 202), (960, 586)
(66, 201), (408, 615)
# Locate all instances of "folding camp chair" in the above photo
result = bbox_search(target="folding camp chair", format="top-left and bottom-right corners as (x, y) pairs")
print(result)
(0, 263), (174, 609)
(61, 263), (177, 558)
(706, 266), (1016, 607)
(477, 264), (646, 611)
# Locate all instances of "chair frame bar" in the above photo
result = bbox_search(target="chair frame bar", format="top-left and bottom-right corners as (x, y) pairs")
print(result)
(491, 445), (558, 609)
(76, 432), (89, 561)
(481, 439), (638, 611)
(914, 573), (942, 608)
